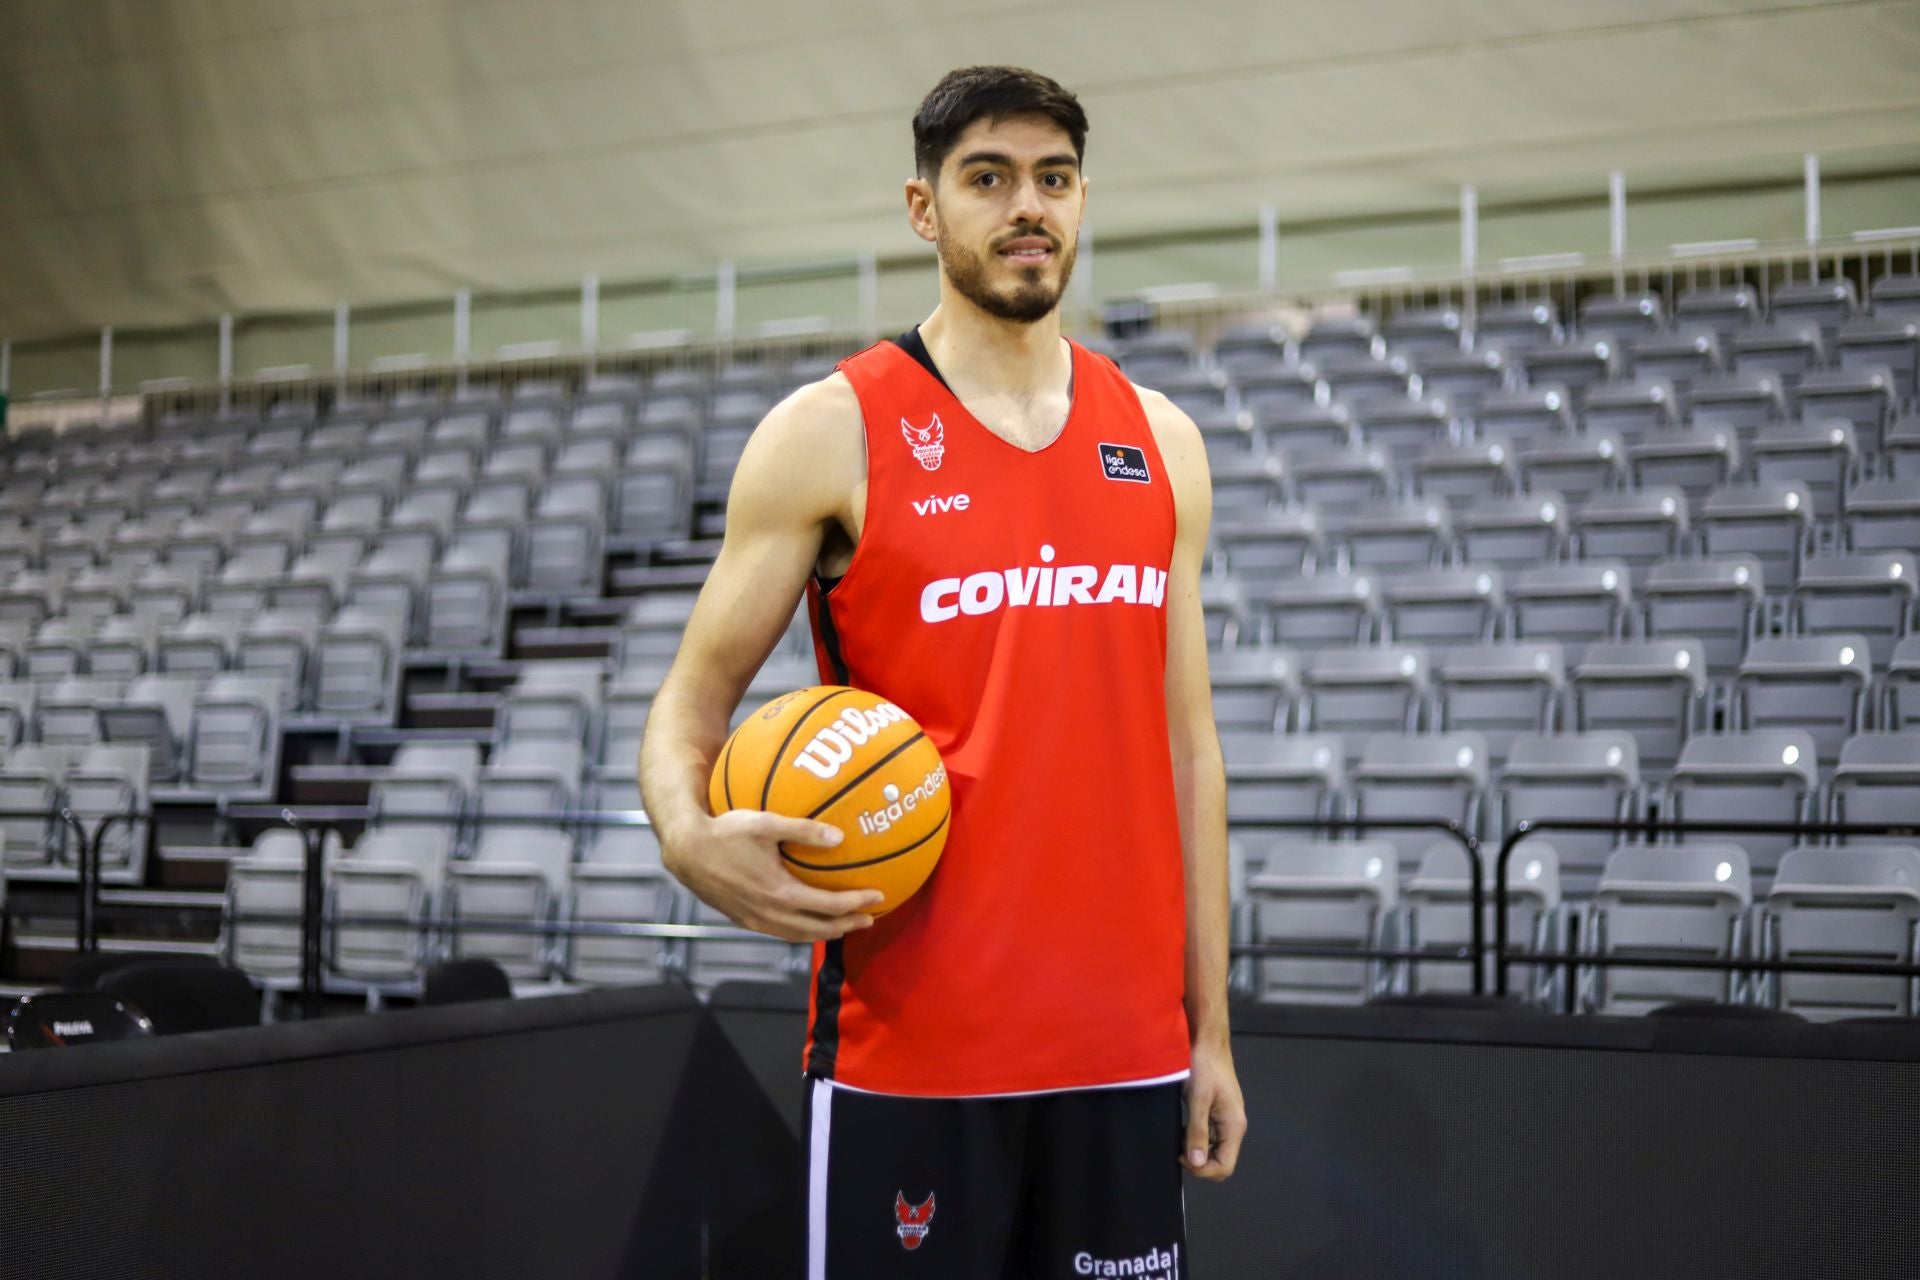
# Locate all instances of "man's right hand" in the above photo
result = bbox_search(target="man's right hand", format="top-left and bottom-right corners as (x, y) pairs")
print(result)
(664, 810), (885, 943)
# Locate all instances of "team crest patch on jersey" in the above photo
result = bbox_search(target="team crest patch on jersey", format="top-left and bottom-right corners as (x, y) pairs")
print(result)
(1098, 442), (1152, 483)
(902, 415), (947, 471)
(894, 1191), (935, 1250)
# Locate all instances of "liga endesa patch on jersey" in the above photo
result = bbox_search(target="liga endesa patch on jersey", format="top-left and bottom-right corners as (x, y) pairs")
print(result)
(1098, 442), (1152, 483)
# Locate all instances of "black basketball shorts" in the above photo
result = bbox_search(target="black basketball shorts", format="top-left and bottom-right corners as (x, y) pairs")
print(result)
(801, 1074), (1190, 1278)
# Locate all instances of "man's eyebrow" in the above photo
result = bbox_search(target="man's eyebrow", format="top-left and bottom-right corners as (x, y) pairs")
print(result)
(953, 150), (1081, 172)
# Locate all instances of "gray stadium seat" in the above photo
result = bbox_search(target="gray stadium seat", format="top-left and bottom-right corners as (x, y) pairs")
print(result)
(1628, 424), (1741, 508)
(1265, 572), (1380, 648)
(1211, 322), (1291, 373)
(1433, 641), (1565, 768)
(1750, 420), (1857, 522)
(1289, 445), (1388, 508)
(1453, 492), (1567, 571)
(1500, 733), (1640, 888)
(1627, 328), (1723, 397)
(1252, 404), (1352, 459)
(1247, 838), (1399, 1004)
(1890, 415), (1920, 481)
(187, 674), (284, 798)
(1579, 292), (1665, 339)
(1214, 510), (1324, 589)
(1795, 368), (1897, 457)
(1382, 307), (1466, 358)
(1583, 843), (1754, 1015)
(1667, 731), (1819, 869)
(330, 827), (456, 990)
(1475, 301), (1561, 353)
(1235, 366), (1323, 417)
(1685, 370), (1788, 446)
(1843, 479), (1920, 555)
(498, 661), (605, 748)
(1518, 339), (1621, 408)
(1351, 398), (1452, 467)
(1351, 731), (1488, 870)
(1791, 552), (1916, 669)
(1582, 377), (1679, 450)
(1474, 385), (1574, 453)
(1734, 635), (1872, 766)
(1404, 839), (1564, 1003)
(98, 675), (198, 787)
(1697, 482), (1813, 595)
(1571, 639), (1708, 780)
(1572, 488), (1689, 588)
(1886, 637), (1920, 730)
(1327, 498), (1451, 575)
(446, 827), (574, 981)
(1830, 734), (1920, 842)
(477, 739), (585, 831)
(1770, 278), (1858, 341)
(1412, 439), (1517, 510)
(1412, 349), (1506, 417)
(1516, 429), (1625, 509)
(1220, 731), (1345, 834)
(1730, 320), (1826, 395)
(1508, 560), (1632, 667)
(1675, 286), (1761, 340)
(1301, 646), (1428, 760)
(1298, 315), (1379, 366)
(1641, 556), (1764, 677)
(1322, 354), (1414, 407)
(1834, 318), (1920, 409)
(1208, 647), (1300, 734)
(236, 610), (321, 713)
(312, 606), (408, 722)
(1380, 567), (1502, 646)
(1766, 844), (1920, 1020)
(1208, 455), (1289, 516)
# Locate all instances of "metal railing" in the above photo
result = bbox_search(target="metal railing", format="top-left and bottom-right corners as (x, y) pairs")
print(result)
(1493, 817), (1920, 1010)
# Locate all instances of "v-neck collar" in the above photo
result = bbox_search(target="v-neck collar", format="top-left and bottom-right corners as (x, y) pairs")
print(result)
(889, 326), (1081, 457)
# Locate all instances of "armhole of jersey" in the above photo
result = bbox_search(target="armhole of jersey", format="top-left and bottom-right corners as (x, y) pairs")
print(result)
(1113, 361), (1182, 533)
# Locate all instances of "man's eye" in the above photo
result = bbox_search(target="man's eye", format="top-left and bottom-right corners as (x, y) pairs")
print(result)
(974, 173), (997, 188)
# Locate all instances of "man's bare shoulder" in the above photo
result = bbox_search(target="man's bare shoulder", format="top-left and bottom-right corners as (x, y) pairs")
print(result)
(729, 370), (865, 516)
(763, 370), (864, 449)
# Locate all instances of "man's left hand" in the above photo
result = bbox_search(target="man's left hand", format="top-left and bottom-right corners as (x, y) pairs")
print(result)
(1181, 1036), (1247, 1181)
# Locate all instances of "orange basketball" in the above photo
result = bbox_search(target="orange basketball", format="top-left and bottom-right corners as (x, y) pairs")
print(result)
(708, 685), (949, 915)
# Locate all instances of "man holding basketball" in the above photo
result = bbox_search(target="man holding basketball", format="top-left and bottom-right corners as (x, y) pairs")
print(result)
(640, 65), (1245, 1276)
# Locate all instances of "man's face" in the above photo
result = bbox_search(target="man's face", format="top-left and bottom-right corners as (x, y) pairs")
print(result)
(915, 114), (1085, 324)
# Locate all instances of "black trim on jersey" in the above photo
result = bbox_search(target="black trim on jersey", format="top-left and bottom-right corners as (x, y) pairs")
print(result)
(808, 937), (846, 1077)
(892, 325), (951, 392)
(892, 322), (1074, 402)
(812, 581), (852, 684)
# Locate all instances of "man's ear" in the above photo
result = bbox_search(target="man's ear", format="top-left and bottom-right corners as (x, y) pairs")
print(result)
(905, 176), (938, 245)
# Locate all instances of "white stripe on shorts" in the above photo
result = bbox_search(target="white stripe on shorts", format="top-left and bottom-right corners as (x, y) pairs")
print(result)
(808, 1075), (834, 1280)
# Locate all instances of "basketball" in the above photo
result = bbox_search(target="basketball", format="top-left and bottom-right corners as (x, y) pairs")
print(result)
(709, 685), (950, 914)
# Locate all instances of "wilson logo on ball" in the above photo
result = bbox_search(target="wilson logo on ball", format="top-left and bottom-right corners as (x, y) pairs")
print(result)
(791, 703), (910, 780)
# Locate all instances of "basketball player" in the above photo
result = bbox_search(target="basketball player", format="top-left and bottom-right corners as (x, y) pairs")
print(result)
(639, 65), (1245, 1276)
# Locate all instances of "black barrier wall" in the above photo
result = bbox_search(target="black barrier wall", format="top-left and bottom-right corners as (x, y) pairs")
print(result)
(0, 985), (705, 1280)
(7, 983), (1920, 1279)
(706, 986), (1920, 1280)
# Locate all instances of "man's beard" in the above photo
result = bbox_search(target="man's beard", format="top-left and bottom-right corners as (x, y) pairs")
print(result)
(937, 224), (1078, 324)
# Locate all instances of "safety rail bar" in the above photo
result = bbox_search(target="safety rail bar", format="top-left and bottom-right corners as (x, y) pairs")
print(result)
(1494, 818), (1920, 1007)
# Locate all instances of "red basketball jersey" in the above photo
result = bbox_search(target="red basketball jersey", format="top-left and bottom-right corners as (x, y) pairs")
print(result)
(801, 335), (1191, 1097)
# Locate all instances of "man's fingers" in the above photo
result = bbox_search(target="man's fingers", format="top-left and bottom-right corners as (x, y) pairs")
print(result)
(1183, 1082), (1214, 1171)
(751, 812), (845, 849)
(1209, 1106), (1247, 1178)
(783, 880), (887, 918)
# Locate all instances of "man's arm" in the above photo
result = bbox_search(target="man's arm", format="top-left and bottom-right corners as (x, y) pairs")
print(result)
(637, 375), (885, 943)
(1142, 386), (1247, 1182)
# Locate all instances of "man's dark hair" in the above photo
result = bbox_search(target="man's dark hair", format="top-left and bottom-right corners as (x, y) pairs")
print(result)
(912, 66), (1088, 182)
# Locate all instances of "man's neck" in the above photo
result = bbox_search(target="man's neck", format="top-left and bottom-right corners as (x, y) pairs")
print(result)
(917, 295), (1069, 402)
